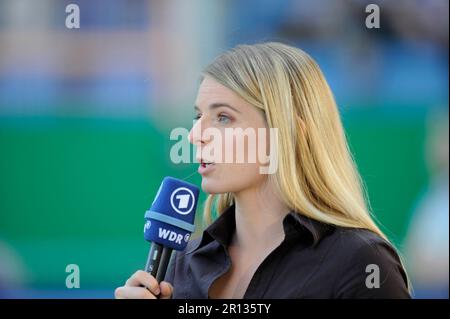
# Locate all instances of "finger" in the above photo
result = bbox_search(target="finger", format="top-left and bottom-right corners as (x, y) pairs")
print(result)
(115, 286), (157, 299)
(114, 287), (124, 299)
(159, 281), (173, 299)
(125, 270), (160, 295)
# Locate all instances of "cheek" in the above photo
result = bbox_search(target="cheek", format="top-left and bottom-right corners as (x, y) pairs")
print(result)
(201, 162), (265, 194)
(200, 129), (268, 194)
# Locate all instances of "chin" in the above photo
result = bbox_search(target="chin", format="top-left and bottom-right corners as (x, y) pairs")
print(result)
(201, 178), (229, 194)
(201, 176), (252, 195)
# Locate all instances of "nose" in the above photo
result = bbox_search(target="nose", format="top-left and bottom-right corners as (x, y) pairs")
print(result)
(188, 117), (210, 146)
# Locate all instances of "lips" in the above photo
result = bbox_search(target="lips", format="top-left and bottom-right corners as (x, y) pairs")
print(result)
(197, 158), (216, 175)
(200, 161), (214, 168)
(196, 156), (215, 166)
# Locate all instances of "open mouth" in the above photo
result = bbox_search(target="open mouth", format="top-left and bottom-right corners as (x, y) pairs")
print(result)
(200, 161), (215, 168)
(198, 159), (216, 175)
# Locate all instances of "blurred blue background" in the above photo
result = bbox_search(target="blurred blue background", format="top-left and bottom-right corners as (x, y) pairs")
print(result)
(0, 0), (448, 298)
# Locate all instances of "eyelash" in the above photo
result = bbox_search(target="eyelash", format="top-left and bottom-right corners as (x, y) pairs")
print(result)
(193, 113), (233, 124)
(217, 113), (232, 124)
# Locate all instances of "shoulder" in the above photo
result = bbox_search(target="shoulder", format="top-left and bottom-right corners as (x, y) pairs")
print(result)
(322, 227), (410, 298)
(330, 227), (398, 261)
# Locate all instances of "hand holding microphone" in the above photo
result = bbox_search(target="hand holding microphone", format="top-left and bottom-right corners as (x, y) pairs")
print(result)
(115, 177), (199, 299)
(115, 270), (173, 299)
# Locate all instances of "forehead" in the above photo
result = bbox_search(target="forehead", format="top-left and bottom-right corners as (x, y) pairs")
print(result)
(195, 77), (243, 106)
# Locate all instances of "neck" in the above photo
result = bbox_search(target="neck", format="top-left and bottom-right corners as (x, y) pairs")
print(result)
(232, 181), (290, 251)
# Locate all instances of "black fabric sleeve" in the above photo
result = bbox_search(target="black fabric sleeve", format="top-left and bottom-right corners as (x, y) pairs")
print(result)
(334, 239), (411, 298)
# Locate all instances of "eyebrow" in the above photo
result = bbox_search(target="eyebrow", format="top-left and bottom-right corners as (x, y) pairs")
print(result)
(194, 103), (241, 113)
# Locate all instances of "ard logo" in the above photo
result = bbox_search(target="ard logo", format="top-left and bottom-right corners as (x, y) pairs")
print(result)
(170, 187), (195, 215)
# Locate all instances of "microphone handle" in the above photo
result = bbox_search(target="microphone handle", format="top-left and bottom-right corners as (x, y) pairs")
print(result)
(145, 242), (163, 277)
(156, 246), (173, 283)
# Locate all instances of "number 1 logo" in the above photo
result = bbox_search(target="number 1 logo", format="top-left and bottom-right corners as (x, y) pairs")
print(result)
(170, 187), (195, 215)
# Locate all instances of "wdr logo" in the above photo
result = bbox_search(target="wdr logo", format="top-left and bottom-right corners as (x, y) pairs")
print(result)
(170, 187), (195, 215)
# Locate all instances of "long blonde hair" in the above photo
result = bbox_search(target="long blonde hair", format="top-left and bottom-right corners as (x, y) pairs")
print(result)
(201, 42), (386, 240)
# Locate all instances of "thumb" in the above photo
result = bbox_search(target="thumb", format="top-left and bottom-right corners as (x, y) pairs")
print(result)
(159, 281), (173, 299)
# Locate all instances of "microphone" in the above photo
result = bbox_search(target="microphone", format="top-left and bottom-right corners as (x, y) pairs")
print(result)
(143, 176), (199, 283)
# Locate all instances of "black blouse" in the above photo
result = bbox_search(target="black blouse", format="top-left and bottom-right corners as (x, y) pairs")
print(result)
(164, 205), (410, 299)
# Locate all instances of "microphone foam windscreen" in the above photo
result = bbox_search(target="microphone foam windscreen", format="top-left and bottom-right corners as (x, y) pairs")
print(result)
(144, 177), (199, 250)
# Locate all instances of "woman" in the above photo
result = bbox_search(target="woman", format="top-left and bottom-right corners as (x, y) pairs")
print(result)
(115, 42), (410, 299)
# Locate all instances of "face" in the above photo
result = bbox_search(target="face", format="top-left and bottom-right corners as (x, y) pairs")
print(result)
(189, 77), (271, 194)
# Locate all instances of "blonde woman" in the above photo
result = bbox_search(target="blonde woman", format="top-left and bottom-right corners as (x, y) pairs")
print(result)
(115, 43), (410, 299)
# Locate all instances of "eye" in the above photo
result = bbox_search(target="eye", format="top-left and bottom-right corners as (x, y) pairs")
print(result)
(193, 113), (202, 121)
(217, 113), (231, 124)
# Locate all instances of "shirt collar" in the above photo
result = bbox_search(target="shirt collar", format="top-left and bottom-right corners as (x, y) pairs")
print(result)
(283, 210), (333, 247)
(188, 204), (333, 254)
